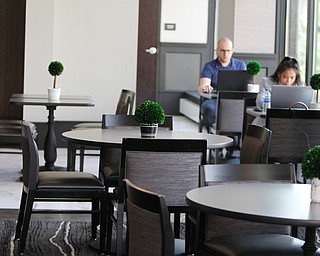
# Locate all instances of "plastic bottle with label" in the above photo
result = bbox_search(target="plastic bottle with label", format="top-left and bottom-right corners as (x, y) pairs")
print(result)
(261, 89), (271, 115)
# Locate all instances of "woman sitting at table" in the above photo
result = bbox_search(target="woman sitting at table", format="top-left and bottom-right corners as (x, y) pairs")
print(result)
(255, 56), (304, 108)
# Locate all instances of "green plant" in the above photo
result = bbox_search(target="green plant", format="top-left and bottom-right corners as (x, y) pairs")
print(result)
(247, 61), (261, 83)
(134, 100), (165, 125)
(310, 73), (320, 103)
(48, 61), (64, 88)
(302, 145), (320, 180)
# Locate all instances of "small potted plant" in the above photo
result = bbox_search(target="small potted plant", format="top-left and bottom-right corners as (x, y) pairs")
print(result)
(302, 145), (320, 202)
(48, 60), (64, 100)
(310, 73), (320, 109)
(134, 100), (165, 138)
(246, 61), (261, 92)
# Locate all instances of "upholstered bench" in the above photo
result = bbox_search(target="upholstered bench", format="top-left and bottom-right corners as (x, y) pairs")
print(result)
(0, 120), (37, 153)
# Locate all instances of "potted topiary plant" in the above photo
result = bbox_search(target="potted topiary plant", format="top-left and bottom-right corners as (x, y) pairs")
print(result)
(134, 100), (165, 138)
(48, 60), (64, 100)
(246, 61), (261, 93)
(302, 145), (320, 202)
(310, 73), (320, 109)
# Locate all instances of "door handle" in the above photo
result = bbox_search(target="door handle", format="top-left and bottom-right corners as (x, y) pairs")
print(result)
(145, 47), (157, 55)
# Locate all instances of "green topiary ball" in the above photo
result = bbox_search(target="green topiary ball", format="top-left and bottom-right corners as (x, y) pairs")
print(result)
(48, 61), (64, 77)
(134, 100), (165, 125)
(302, 145), (320, 180)
(310, 73), (320, 91)
(247, 61), (261, 76)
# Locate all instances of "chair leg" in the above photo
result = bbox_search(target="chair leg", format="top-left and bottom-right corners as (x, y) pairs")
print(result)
(15, 190), (27, 239)
(18, 193), (35, 254)
(92, 199), (99, 240)
(67, 142), (77, 171)
(79, 147), (85, 172)
(174, 213), (180, 238)
(106, 195), (115, 252)
(99, 193), (107, 253)
(115, 203), (125, 256)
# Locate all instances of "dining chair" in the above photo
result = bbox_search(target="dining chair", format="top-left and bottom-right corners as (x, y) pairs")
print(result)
(15, 121), (107, 254)
(106, 138), (207, 256)
(239, 124), (272, 164)
(195, 163), (307, 256)
(70, 89), (135, 171)
(266, 108), (320, 164)
(214, 91), (256, 161)
(124, 179), (185, 256)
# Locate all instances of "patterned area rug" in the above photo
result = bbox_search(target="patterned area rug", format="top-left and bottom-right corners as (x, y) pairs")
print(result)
(0, 220), (103, 256)
(1, 219), (319, 255)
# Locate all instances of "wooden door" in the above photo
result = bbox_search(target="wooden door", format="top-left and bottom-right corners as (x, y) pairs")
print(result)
(135, 0), (160, 106)
(0, 0), (25, 119)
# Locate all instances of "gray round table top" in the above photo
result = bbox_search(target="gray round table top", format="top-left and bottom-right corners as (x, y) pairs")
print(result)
(186, 183), (320, 227)
(62, 128), (233, 149)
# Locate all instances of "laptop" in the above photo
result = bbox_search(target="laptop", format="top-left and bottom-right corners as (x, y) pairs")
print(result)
(216, 70), (253, 91)
(271, 85), (314, 108)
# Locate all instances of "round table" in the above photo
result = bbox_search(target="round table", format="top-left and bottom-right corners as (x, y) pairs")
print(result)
(62, 128), (233, 170)
(186, 183), (320, 256)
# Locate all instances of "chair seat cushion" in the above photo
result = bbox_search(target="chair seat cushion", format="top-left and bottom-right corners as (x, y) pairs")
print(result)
(38, 172), (104, 189)
(204, 234), (317, 256)
(102, 164), (119, 178)
(0, 120), (37, 146)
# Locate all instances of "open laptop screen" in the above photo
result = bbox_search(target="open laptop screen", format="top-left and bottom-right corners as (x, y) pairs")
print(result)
(216, 70), (253, 91)
(271, 85), (314, 108)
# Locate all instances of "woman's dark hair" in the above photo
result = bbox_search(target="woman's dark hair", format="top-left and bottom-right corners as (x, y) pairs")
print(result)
(270, 56), (302, 85)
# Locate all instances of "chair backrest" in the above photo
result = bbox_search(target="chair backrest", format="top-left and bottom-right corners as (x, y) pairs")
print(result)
(115, 89), (135, 115)
(101, 114), (173, 130)
(240, 124), (272, 164)
(266, 108), (320, 163)
(215, 91), (256, 137)
(199, 163), (296, 240)
(21, 121), (40, 191)
(119, 138), (207, 207)
(124, 179), (174, 256)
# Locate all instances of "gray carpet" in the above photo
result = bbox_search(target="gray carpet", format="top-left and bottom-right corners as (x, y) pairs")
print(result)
(0, 220), (103, 256)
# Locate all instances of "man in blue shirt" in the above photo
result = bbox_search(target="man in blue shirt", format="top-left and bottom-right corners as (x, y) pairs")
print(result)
(198, 37), (246, 131)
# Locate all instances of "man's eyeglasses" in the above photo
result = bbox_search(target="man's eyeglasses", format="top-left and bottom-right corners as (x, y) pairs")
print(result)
(217, 49), (233, 54)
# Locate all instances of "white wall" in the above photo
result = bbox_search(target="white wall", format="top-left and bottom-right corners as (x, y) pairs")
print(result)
(160, 0), (208, 44)
(24, 0), (139, 122)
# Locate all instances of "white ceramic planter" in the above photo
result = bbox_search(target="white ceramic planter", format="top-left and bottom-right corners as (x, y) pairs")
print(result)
(139, 124), (158, 138)
(310, 102), (320, 109)
(48, 88), (61, 101)
(247, 84), (259, 93)
(311, 178), (320, 202)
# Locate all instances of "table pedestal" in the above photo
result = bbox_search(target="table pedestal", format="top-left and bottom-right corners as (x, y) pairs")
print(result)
(302, 227), (318, 256)
(42, 106), (57, 170)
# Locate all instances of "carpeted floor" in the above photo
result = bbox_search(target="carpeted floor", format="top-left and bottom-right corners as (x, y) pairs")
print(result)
(0, 220), (103, 256)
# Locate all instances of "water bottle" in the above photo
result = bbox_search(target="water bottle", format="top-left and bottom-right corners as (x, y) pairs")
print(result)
(261, 89), (271, 115)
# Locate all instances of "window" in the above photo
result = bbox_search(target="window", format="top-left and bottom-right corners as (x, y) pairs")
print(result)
(285, 0), (308, 83)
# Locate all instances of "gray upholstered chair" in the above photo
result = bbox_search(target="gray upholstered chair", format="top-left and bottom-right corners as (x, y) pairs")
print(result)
(266, 108), (320, 164)
(240, 124), (272, 164)
(69, 89), (135, 171)
(15, 121), (107, 254)
(215, 91), (256, 161)
(106, 138), (207, 256)
(124, 179), (185, 256)
(196, 163), (310, 256)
